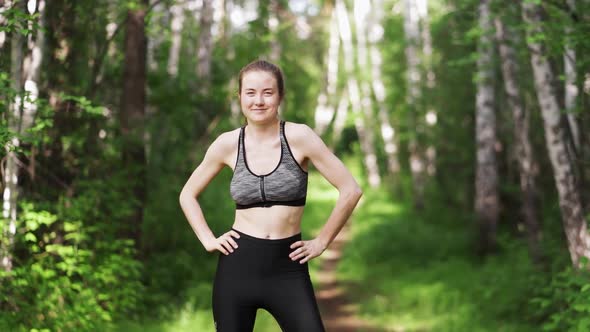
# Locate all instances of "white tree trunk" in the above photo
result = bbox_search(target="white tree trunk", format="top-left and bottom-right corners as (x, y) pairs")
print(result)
(368, 0), (400, 174)
(314, 6), (340, 136)
(522, 1), (590, 268)
(474, 0), (499, 253)
(222, 0), (236, 61)
(167, 3), (185, 77)
(404, 0), (421, 105)
(147, 0), (167, 71)
(564, 0), (580, 151)
(332, 89), (349, 149)
(2, 0), (45, 271)
(416, 0), (437, 176)
(495, 12), (542, 263)
(404, 0), (426, 207)
(337, 0), (380, 187)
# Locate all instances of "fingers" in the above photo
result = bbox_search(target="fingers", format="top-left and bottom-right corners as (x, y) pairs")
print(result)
(225, 232), (239, 249)
(290, 244), (312, 264)
(217, 242), (230, 255)
(218, 231), (240, 255)
(290, 241), (303, 249)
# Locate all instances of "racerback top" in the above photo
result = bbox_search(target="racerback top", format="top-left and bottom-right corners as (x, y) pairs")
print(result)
(230, 120), (308, 209)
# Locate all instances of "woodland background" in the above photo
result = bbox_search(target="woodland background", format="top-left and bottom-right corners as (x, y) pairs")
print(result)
(1, 0), (590, 331)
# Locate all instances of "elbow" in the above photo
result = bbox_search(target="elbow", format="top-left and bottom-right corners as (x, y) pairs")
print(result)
(179, 190), (195, 205)
(344, 183), (363, 201)
(353, 185), (363, 200)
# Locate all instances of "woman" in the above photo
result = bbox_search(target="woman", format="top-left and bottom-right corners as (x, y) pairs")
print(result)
(179, 59), (363, 332)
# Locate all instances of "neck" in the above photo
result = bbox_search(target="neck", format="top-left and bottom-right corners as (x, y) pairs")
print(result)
(245, 118), (281, 141)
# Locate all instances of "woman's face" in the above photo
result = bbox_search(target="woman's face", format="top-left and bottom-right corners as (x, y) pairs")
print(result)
(239, 70), (281, 123)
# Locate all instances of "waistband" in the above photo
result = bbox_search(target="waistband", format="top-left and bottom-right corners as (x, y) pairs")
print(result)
(231, 228), (301, 245)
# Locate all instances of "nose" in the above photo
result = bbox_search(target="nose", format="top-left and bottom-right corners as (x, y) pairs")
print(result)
(256, 94), (265, 105)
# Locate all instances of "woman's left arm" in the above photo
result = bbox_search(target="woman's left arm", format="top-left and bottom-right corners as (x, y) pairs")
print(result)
(289, 124), (363, 264)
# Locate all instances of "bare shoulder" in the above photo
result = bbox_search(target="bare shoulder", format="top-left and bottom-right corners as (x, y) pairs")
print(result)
(204, 127), (241, 167)
(284, 121), (325, 156)
(283, 121), (315, 139)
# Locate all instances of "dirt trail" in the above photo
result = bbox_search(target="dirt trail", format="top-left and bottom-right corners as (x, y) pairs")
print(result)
(315, 223), (387, 332)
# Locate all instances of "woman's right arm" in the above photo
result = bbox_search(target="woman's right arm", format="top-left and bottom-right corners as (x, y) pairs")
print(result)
(179, 132), (240, 254)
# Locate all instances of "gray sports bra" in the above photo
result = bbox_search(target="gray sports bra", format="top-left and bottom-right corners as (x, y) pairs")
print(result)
(230, 120), (308, 209)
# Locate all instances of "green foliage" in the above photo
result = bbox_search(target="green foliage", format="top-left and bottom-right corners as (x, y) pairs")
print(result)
(0, 198), (144, 331)
(0, 72), (14, 149)
(1, 0), (589, 330)
(0, 5), (41, 36)
(529, 265), (590, 332)
(338, 185), (538, 331)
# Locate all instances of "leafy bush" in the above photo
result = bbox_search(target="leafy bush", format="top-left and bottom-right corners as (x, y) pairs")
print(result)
(0, 195), (145, 331)
(529, 262), (590, 332)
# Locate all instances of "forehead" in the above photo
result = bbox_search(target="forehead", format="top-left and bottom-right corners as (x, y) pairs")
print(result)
(241, 71), (277, 89)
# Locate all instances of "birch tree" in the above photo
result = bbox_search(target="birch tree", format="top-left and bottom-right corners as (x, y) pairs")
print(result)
(404, 0), (427, 207)
(314, 5), (340, 136)
(353, 0), (381, 187)
(368, 0), (400, 174)
(522, 1), (590, 268)
(474, 0), (499, 254)
(494, 8), (542, 263)
(564, 0), (580, 152)
(336, 0), (380, 187)
(332, 89), (349, 148)
(167, 3), (185, 77)
(2, 0), (45, 271)
(147, 0), (167, 71)
(417, 0), (437, 176)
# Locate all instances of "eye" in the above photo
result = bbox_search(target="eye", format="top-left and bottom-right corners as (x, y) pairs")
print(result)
(264, 91), (273, 96)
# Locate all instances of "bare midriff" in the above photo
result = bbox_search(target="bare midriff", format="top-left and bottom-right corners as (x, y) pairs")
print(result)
(232, 205), (305, 239)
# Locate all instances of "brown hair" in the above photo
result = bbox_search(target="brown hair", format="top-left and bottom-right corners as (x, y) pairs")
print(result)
(238, 59), (285, 101)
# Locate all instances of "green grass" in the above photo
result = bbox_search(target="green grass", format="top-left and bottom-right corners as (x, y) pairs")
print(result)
(337, 186), (539, 332)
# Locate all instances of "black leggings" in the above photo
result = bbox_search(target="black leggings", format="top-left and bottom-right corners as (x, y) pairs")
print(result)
(212, 228), (326, 332)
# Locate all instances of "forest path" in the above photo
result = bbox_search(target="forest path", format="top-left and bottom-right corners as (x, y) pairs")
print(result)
(315, 222), (387, 332)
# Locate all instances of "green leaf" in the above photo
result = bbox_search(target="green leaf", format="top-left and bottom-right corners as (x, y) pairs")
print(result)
(24, 232), (37, 242)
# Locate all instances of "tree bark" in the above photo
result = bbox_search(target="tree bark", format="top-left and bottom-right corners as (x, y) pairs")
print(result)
(331, 88), (349, 150)
(147, 0), (166, 71)
(353, 0), (381, 187)
(494, 10), (543, 264)
(368, 0), (400, 175)
(314, 5), (340, 136)
(474, 0), (499, 254)
(336, 0), (380, 187)
(564, 0), (580, 152)
(167, 3), (185, 77)
(404, 0), (427, 208)
(522, 1), (590, 268)
(120, 0), (148, 253)
(417, 0), (437, 177)
(2, 0), (45, 271)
